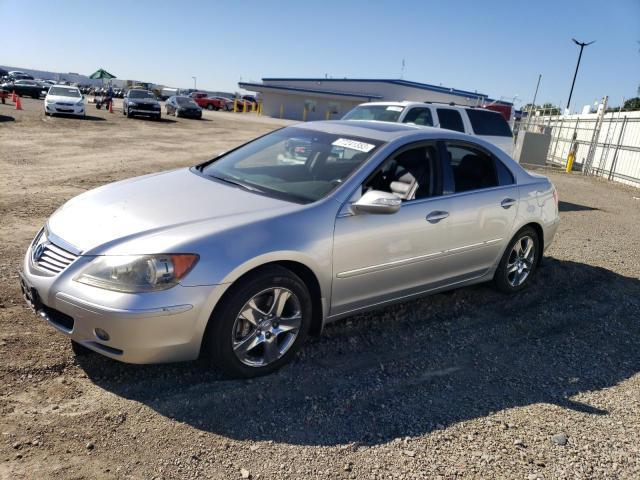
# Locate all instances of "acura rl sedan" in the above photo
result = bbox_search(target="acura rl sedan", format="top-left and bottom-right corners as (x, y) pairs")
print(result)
(19, 121), (560, 377)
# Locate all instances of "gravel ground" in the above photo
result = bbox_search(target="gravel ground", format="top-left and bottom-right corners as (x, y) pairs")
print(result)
(1, 98), (639, 479)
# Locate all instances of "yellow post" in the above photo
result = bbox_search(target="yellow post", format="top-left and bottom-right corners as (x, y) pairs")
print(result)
(325, 109), (330, 120)
(233, 98), (238, 113)
(279, 104), (284, 119)
(565, 152), (575, 172)
(258, 102), (262, 115)
(302, 107), (307, 122)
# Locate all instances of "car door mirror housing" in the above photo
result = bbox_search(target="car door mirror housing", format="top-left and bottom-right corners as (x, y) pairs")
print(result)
(353, 190), (402, 214)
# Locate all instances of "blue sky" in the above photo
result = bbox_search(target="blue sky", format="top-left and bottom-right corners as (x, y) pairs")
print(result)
(2, 0), (638, 110)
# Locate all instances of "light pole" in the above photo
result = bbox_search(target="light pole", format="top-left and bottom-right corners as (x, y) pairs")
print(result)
(192, 76), (197, 90)
(566, 38), (595, 111)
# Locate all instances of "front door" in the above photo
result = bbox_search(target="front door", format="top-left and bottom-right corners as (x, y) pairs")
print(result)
(331, 142), (453, 316)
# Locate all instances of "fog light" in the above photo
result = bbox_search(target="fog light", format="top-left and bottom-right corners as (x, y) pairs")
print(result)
(94, 328), (110, 341)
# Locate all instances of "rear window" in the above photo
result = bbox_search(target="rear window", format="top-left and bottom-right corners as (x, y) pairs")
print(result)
(466, 109), (513, 137)
(436, 109), (465, 132)
(343, 105), (405, 122)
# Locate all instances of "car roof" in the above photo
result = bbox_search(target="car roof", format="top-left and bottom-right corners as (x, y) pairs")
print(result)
(295, 120), (470, 142)
(356, 101), (488, 112)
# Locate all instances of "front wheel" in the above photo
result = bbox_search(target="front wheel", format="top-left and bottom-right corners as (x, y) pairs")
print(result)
(207, 104), (214, 110)
(204, 266), (312, 378)
(493, 226), (540, 293)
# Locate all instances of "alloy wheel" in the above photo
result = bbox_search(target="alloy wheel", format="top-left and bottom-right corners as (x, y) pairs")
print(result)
(231, 287), (302, 367)
(506, 235), (535, 287)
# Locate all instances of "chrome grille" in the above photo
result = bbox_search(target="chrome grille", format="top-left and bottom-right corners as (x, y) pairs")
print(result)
(32, 231), (78, 274)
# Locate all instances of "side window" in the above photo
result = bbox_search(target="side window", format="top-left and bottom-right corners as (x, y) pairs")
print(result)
(436, 109), (465, 132)
(363, 143), (441, 201)
(402, 108), (433, 126)
(466, 109), (513, 137)
(445, 143), (499, 192)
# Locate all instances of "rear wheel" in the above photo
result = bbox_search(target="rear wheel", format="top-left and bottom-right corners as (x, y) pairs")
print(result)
(493, 226), (540, 293)
(204, 266), (312, 378)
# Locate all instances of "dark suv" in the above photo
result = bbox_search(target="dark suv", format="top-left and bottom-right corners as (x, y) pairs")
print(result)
(122, 89), (161, 119)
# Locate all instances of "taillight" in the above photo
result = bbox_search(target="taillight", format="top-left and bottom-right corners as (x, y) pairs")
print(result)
(552, 188), (558, 207)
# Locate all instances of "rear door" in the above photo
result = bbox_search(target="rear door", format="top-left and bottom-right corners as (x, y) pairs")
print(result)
(439, 141), (518, 279)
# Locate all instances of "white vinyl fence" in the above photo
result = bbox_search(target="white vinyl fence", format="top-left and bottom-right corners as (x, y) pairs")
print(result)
(516, 111), (640, 188)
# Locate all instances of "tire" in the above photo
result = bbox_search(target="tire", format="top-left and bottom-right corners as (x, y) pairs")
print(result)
(70, 340), (94, 357)
(203, 266), (312, 378)
(493, 226), (540, 293)
(206, 104), (214, 110)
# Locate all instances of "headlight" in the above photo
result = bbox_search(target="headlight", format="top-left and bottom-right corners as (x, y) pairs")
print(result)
(74, 254), (199, 293)
(129, 102), (138, 107)
(75, 99), (84, 106)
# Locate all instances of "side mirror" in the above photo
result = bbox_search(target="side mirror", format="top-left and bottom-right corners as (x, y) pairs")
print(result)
(353, 190), (402, 215)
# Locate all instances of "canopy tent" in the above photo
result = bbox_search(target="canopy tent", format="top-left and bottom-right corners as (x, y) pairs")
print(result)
(88, 68), (116, 87)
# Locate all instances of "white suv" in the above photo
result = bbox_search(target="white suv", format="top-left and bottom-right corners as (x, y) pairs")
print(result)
(342, 101), (514, 156)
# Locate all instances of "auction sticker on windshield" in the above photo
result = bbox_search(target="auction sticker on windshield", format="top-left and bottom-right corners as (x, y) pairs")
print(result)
(332, 138), (376, 153)
(386, 106), (403, 112)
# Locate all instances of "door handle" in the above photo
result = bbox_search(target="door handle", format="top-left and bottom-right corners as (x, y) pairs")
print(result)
(501, 198), (516, 209)
(426, 211), (449, 223)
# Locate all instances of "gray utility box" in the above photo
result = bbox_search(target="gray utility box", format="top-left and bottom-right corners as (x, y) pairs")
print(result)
(514, 130), (552, 166)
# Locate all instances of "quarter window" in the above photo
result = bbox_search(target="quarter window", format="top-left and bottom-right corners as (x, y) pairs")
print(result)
(436, 109), (465, 132)
(402, 108), (434, 126)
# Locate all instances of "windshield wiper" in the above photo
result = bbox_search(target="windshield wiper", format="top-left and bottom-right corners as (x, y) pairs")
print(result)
(208, 174), (264, 193)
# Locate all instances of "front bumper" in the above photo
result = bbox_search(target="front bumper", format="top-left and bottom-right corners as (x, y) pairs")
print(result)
(128, 107), (161, 116)
(20, 244), (227, 364)
(45, 103), (85, 116)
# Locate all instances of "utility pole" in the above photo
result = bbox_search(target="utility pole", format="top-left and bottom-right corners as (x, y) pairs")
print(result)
(525, 74), (542, 131)
(192, 76), (197, 90)
(566, 38), (595, 111)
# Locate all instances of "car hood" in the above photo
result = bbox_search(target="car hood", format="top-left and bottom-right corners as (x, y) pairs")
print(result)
(128, 98), (158, 104)
(46, 94), (82, 103)
(47, 168), (296, 254)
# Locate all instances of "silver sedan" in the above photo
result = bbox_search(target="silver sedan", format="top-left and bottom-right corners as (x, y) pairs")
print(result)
(19, 121), (560, 377)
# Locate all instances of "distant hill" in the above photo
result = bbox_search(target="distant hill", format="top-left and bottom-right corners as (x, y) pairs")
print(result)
(1, 65), (103, 86)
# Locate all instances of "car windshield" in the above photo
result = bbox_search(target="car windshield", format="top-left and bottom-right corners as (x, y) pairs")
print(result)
(48, 87), (81, 97)
(199, 127), (383, 203)
(129, 90), (154, 99)
(343, 105), (405, 122)
(177, 97), (198, 107)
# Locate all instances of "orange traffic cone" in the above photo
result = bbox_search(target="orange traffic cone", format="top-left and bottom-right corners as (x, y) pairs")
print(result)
(108, 100), (113, 113)
(15, 96), (22, 110)
(11, 90), (16, 103)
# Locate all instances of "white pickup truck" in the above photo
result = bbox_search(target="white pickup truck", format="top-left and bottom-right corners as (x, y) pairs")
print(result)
(342, 101), (515, 156)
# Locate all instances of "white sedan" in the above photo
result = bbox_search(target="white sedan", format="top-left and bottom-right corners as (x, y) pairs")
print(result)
(44, 85), (85, 117)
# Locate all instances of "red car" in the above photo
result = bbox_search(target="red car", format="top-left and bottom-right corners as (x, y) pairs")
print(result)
(191, 92), (226, 111)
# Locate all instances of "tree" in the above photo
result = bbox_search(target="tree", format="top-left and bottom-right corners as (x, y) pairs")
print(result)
(623, 97), (640, 111)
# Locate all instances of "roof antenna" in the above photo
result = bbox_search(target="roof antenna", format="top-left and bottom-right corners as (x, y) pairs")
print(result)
(401, 59), (405, 79)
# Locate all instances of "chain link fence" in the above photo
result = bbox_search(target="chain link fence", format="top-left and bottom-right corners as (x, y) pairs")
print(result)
(514, 109), (640, 188)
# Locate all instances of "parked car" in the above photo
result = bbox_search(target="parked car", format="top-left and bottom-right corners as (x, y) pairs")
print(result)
(211, 96), (234, 111)
(18, 121), (559, 378)
(343, 101), (514, 155)
(44, 85), (85, 116)
(0, 79), (43, 98)
(165, 95), (202, 119)
(8, 71), (34, 80)
(122, 89), (161, 119)
(190, 92), (226, 111)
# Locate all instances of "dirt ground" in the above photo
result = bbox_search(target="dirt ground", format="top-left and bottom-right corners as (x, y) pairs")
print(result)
(1, 98), (639, 480)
